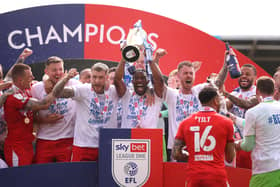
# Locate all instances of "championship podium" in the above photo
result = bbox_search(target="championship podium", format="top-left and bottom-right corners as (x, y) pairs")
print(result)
(0, 128), (251, 187)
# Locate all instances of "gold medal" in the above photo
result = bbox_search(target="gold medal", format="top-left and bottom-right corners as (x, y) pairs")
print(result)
(24, 117), (30, 124)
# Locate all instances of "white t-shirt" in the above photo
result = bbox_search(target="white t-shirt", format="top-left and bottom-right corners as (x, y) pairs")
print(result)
(72, 84), (119, 148)
(244, 97), (280, 175)
(121, 89), (163, 129)
(31, 79), (80, 140)
(164, 83), (206, 149)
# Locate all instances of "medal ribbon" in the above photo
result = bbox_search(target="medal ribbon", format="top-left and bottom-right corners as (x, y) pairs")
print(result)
(91, 88), (110, 119)
(131, 92), (147, 126)
(13, 86), (32, 124)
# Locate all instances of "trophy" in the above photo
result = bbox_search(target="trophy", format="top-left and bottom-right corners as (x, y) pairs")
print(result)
(122, 20), (149, 62)
(122, 20), (154, 87)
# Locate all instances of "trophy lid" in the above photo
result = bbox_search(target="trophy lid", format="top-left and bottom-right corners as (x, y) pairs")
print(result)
(126, 20), (147, 46)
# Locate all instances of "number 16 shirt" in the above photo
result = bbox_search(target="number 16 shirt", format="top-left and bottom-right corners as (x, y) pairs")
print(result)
(175, 107), (234, 181)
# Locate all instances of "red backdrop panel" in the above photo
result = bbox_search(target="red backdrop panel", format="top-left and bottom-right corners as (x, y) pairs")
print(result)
(163, 162), (251, 187)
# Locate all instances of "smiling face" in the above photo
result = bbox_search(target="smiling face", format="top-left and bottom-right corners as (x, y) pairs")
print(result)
(132, 70), (149, 96)
(178, 65), (195, 92)
(45, 61), (64, 84)
(238, 66), (256, 91)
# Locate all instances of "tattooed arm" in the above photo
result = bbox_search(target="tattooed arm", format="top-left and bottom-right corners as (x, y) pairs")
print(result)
(24, 93), (55, 111)
(224, 91), (259, 109)
(214, 51), (229, 89)
(172, 139), (189, 162)
(52, 68), (78, 98)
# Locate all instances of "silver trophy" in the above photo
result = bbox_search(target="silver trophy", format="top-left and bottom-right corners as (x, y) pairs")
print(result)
(122, 20), (154, 88)
(122, 20), (148, 62)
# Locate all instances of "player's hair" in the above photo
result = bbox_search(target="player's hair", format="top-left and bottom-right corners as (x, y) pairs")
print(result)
(177, 61), (193, 72)
(198, 86), (218, 104)
(11, 64), (31, 81)
(242, 64), (257, 76)
(91, 62), (109, 74)
(45, 56), (64, 67)
(256, 76), (274, 95)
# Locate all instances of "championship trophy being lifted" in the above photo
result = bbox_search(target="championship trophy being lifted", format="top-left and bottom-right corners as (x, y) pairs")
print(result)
(121, 20), (154, 87)
(122, 20), (152, 63)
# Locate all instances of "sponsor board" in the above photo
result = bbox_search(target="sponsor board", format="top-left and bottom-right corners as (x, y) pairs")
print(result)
(112, 139), (150, 187)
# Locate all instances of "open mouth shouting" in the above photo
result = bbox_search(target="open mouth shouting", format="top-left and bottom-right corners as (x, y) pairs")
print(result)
(134, 83), (147, 95)
(185, 80), (192, 84)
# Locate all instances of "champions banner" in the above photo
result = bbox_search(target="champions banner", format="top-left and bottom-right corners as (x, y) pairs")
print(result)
(0, 4), (269, 90)
(99, 128), (163, 187)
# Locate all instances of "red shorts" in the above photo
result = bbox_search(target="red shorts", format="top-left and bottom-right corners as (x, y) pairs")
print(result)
(236, 150), (252, 169)
(4, 141), (34, 167)
(34, 138), (73, 164)
(187, 178), (229, 187)
(71, 145), (98, 162)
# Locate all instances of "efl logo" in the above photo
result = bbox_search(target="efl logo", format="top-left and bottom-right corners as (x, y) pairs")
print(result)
(130, 143), (146, 152)
(112, 139), (151, 186)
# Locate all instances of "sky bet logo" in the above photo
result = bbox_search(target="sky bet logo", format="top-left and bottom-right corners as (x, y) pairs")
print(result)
(115, 143), (147, 152)
(112, 139), (150, 187)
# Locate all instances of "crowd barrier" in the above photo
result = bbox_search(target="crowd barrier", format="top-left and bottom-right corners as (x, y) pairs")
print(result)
(0, 129), (251, 187)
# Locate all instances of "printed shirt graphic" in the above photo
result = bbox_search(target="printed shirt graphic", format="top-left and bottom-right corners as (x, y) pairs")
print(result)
(31, 79), (79, 140)
(4, 86), (34, 143)
(72, 84), (119, 148)
(116, 101), (123, 128)
(244, 98), (280, 175)
(121, 89), (163, 129)
(175, 93), (200, 122)
(175, 109), (234, 180)
(164, 83), (206, 149)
